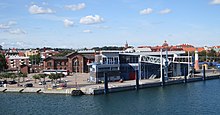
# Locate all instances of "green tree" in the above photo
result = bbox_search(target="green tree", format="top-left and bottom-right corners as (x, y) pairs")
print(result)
(49, 73), (61, 84)
(20, 72), (27, 82)
(207, 49), (216, 57)
(29, 54), (41, 65)
(0, 72), (10, 81)
(32, 74), (40, 83)
(0, 53), (7, 72)
(57, 73), (64, 81)
(39, 74), (47, 82)
(9, 73), (17, 81)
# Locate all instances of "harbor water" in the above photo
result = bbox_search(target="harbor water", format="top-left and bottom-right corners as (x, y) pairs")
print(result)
(1, 79), (220, 115)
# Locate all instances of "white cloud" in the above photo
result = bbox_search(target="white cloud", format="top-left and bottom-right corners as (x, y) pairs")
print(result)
(63, 19), (74, 27)
(83, 29), (92, 33)
(95, 25), (110, 29)
(210, 0), (220, 4)
(65, 3), (86, 11)
(29, 5), (54, 14)
(0, 21), (17, 29)
(159, 8), (172, 14)
(0, 24), (10, 29)
(140, 8), (153, 15)
(80, 15), (104, 25)
(8, 21), (17, 25)
(8, 29), (26, 34)
(42, 2), (48, 5)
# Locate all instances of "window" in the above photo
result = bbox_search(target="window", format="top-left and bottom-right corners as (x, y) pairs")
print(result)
(47, 62), (52, 66)
(108, 57), (114, 64)
(114, 57), (118, 64)
(103, 57), (107, 64)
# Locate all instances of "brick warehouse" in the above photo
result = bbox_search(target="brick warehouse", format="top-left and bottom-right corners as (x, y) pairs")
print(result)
(43, 51), (95, 73)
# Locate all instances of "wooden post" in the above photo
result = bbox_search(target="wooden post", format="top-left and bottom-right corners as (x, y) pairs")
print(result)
(184, 67), (187, 83)
(203, 65), (206, 81)
(104, 72), (108, 94)
(161, 69), (165, 86)
(135, 70), (139, 90)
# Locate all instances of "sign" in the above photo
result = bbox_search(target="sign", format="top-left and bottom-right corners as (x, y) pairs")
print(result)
(140, 55), (168, 66)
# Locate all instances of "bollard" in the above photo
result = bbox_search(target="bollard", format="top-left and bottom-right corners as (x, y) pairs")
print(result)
(135, 70), (139, 90)
(161, 69), (165, 86)
(203, 65), (206, 81)
(104, 72), (108, 94)
(184, 67), (187, 83)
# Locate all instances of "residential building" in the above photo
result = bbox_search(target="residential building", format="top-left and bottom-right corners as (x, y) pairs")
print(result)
(25, 49), (40, 57)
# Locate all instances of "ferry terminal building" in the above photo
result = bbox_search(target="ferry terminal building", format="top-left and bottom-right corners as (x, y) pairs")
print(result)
(88, 50), (193, 83)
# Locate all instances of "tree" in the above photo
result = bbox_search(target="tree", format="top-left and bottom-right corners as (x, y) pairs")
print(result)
(39, 74), (47, 82)
(0, 53), (8, 72)
(0, 72), (10, 81)
(32, 74), (40, 83)
(19, 72), (27, 82)
(207, 49), (216, 57)
(57, 73), (64, 81)
(49, 73), (61, 84)
(29, 54), (41, 65)
(9, 73), (17, 81)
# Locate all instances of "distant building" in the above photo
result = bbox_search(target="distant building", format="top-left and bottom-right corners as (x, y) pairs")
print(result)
(213, 46), (220, 53)
(0, 45), (2, 50)
(5, 48), (30, 73)
(41, 49), (59, 59)
(25, 49), (40, 57)
(7, 56), (30, 73)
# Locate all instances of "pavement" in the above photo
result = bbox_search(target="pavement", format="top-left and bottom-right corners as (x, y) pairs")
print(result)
(2, 73), (92, 88)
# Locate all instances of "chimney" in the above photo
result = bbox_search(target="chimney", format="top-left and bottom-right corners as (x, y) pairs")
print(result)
(194, 49), (199, 70)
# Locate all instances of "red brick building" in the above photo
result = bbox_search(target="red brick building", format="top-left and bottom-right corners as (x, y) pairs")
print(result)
(43, 51), (95, 73)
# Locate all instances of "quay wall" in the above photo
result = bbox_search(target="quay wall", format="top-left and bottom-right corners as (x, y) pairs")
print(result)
(0, 75), (220, 95)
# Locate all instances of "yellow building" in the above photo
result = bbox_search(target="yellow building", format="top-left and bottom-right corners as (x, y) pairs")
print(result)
(25, 49), (40, 57)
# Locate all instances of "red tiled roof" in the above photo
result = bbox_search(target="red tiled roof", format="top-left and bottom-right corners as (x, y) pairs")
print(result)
(18, 52), (25, 56)
(182, 47), (204, 52)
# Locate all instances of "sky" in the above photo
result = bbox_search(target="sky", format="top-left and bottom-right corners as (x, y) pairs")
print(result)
(0, 0), (220, 49)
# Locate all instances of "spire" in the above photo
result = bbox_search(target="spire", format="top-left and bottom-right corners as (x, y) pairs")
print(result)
(125, 41), (128, 49)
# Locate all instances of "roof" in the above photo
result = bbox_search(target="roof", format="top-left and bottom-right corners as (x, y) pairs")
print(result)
(51, 56), (68, 60)
(43, 56), (67, 61)
(182, 47), (204, 52)
(82, 54), (95, 59)
(66, 52), (77, 57)
(9, 56), (29, 60)
(78, 50), (96, 54)
(120, 51), (186, 56)
(134, 48), (152, 52)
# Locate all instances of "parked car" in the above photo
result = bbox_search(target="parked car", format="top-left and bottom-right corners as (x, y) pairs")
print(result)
(56, 80), (67, 87)
(39, 81), (46, 85)
(0, 81), (3, 87)
(7, 80), (17, 84)
(25, 83), (33, 87)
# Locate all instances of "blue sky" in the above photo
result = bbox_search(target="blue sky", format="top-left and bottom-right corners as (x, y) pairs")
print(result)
(0, 0), (220, 49)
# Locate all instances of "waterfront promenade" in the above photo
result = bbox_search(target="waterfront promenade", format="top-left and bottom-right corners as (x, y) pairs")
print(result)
(0, 69), (220, 95)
